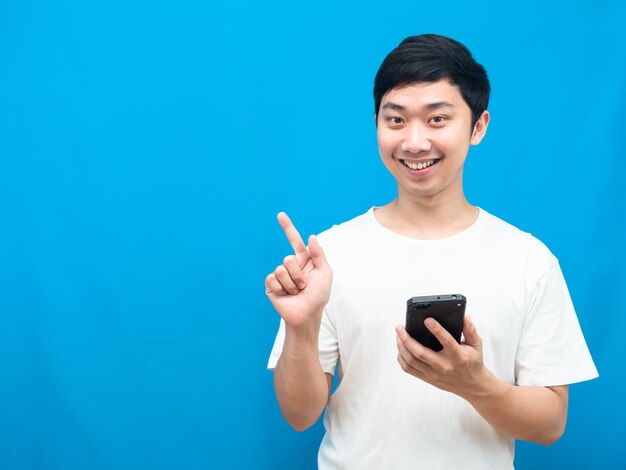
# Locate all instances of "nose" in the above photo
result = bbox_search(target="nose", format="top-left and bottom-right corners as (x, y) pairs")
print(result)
(401, 124), (432, 154)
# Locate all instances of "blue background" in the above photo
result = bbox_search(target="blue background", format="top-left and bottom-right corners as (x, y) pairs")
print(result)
(1, 1), (624, 468)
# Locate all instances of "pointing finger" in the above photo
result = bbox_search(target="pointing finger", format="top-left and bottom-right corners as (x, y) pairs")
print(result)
(277, 212), (308, 266)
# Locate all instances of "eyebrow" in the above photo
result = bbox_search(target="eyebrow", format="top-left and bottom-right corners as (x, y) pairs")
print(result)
(381, 101), (455, 112)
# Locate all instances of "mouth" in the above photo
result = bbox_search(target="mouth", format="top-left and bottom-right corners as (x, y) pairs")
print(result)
(398, 157), (442, 172)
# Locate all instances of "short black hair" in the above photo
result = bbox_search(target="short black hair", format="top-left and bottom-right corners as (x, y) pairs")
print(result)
(374, 34), (490, 127)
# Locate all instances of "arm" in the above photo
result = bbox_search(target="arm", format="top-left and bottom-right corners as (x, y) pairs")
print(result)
(466, 377), (567, 445)
(396, 316), (568, 445)
(274, 321), (333, 431)
(265, 213), (334, 431)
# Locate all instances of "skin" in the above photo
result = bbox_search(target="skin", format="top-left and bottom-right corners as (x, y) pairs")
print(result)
(267, 79), (568, 443)
(374, 80), (487, 238)
(266, 214), (334, 431)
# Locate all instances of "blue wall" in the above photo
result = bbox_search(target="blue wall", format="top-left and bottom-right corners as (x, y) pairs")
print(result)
(1, 1), (624, 468)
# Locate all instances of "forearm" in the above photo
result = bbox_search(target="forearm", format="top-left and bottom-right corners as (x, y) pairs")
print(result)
(463, 370), (568, 445)
(274, 322), (330, 431)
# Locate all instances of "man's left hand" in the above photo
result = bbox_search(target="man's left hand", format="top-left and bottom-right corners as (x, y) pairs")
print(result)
(396, 315), (489, 399)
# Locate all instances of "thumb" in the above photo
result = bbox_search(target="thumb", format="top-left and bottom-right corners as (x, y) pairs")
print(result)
(462, 315), (482, 349)
(308, 235), (329, 270)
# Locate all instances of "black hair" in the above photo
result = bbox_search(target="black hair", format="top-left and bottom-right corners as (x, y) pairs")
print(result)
(374, 34), (490, 127)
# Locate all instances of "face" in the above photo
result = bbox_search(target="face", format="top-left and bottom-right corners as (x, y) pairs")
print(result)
(376, 80), (489, 202)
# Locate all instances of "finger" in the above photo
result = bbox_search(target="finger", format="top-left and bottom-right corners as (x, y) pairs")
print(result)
(395, 325), (440, 368)
(274, 265), (300, 295)
(396, 335), (430, 373)
(265, 273), (287, 296)
(277, 212), (308, 266)
(308, 235), (329, 271)
(424, 318), (460, 352)
(462, 315), (482, 349)
(283, 255), (306, 289)
(397, 350), (428, 381)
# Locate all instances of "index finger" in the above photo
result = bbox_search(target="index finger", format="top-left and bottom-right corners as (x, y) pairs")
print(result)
(424, 318), (460, 352)
(277, 212), (308, 263)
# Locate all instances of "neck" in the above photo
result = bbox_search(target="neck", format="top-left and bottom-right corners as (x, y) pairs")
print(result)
(375, 187), (478, 239)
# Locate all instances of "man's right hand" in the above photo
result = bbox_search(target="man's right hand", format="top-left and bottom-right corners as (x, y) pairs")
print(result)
(265, 212), (333, 328)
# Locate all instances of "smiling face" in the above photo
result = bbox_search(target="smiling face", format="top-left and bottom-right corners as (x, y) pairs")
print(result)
(376, 79), (489, 203)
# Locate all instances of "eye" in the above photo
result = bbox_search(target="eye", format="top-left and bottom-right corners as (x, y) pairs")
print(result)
(386, 116), (404, 126)
(429, 116), (446, 125)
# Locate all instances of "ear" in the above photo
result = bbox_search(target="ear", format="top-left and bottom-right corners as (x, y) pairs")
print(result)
(470, 110), (490, 145)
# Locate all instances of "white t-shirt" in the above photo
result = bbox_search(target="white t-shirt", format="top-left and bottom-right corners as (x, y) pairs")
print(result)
(268, 208), (598, 470)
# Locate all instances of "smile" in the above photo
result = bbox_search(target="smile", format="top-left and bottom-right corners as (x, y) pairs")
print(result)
(400, 158), (441, 171)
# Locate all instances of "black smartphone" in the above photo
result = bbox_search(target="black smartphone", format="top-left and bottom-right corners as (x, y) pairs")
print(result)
(405, 294), (466, 352)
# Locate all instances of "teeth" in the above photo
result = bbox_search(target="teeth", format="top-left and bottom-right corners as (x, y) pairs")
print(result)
(403, 159), (435, 170)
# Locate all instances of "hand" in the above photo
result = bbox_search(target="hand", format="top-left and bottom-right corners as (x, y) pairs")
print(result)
(265, 212), (333, 328)
(395, 315), (489, 399)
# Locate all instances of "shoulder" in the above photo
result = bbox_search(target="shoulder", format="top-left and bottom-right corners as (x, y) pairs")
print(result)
(479, 209), (558, 272)
(314, 208), (376, 264)
(316, 208), (374, 245)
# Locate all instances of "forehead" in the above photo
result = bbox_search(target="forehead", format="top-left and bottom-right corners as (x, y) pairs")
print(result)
(380, 80), (467, 112)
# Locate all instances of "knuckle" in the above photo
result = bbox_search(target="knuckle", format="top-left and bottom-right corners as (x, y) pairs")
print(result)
(411, 348), (423, 362)
(441, 365), (454, 375)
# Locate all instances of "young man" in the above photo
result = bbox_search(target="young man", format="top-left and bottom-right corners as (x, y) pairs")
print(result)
(265, 34), (598, 469)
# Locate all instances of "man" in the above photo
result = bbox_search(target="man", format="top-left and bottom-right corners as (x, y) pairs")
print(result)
(266, 34), (598, 469)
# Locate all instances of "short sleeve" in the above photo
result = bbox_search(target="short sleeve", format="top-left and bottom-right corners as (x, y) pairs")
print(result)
(266, 307), (340, 375)
(515, 262), (598, 386)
